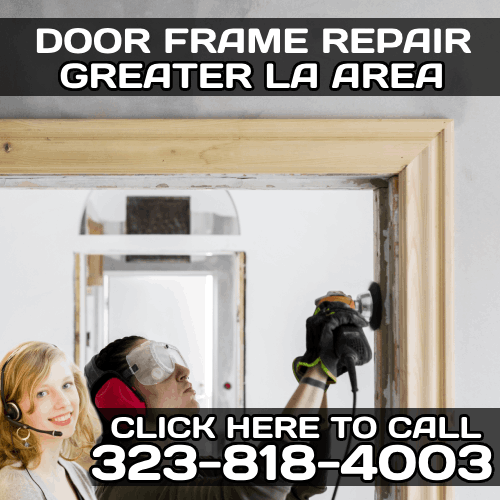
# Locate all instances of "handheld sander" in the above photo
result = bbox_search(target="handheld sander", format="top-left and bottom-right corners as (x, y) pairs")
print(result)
(315, 281), (383, 331)
(314, 282), (382, 392)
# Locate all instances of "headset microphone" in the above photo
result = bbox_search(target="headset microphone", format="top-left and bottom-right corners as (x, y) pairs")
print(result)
(4, 416), (63, 437)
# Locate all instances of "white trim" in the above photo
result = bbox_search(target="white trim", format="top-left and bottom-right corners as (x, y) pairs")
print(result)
(76, 235), (244, 255)
(104, 270), (216, 277)
(0, 174), (386, 190)
(103, 274), (110, 348)
(205, 275), (214, 407)
(78, 253), (86, 369)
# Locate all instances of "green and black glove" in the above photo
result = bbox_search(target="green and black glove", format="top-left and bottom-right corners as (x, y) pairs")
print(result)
(292, 301), (368, 385)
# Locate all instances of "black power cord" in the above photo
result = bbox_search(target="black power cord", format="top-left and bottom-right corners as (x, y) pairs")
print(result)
(331, 356), (358, 500)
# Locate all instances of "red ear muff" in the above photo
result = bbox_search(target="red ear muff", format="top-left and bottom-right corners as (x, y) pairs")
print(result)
(95, 377), (146, 421)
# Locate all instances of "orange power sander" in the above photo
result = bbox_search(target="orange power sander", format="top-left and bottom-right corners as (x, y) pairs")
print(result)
(313, 282), (382, 391)
(314, 282), (383, 331)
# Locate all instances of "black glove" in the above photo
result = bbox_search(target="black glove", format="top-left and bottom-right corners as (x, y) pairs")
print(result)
(292, 301), (368, 385)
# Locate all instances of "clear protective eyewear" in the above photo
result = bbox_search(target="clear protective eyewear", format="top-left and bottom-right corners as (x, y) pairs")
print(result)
(124, 340), (189, 386)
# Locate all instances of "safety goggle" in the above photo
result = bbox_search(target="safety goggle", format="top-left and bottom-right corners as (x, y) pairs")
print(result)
(123, 340), (188, 386)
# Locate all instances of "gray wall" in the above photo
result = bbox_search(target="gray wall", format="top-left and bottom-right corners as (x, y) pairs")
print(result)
(2, 1), (499, 410)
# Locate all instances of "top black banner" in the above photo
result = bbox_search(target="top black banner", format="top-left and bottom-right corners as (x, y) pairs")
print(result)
(1, 19), (498, 96)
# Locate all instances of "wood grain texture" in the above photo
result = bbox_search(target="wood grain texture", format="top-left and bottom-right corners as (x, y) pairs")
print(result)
(399, 125), (454, 410)
(1, 139), (427, 175)
(0, 119), (452, 139)
(399, 125), (455, 500)
(442, 121), (455, 412)
(378, 121), (453, 500)
(0, 119), (451, 175)
(86, 218), (104, 286)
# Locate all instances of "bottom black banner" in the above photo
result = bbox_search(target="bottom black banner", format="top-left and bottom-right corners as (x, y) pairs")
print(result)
(88, 408), (497, 489)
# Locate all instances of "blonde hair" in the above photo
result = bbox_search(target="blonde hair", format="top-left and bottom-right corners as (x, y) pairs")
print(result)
(0, 342), (98, 470)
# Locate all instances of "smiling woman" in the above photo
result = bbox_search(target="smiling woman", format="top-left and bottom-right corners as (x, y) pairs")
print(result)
(0, 342), (98, 500)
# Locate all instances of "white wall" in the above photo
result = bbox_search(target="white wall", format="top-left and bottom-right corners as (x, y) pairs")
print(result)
(0, 188), (374, 500)
(0, 190), (88, 357)
(0, 189), (373, 410)
(231, 190), (374, 408)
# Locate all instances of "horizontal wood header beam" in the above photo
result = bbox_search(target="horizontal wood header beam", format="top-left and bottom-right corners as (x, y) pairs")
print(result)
(0, 119), (452, 140)
(0, 119), (451, 176)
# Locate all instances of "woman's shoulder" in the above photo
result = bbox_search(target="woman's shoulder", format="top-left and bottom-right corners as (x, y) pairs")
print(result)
(0, 463), (27, 481)
(0, 464), (40, 499)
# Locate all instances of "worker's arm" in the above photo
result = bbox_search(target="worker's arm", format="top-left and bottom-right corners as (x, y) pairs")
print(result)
(282, 365), (331, 500)
(285, 364), (328, 410)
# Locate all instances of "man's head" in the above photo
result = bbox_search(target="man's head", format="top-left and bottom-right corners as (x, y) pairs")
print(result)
(93, 336), (198, 410)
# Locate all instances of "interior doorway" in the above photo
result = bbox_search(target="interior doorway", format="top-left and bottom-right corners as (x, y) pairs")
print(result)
(81, 252), (245, 409)
(75, 189), (374, 411)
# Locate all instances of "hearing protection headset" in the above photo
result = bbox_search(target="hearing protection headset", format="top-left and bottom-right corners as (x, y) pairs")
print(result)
(1, 346), (63, 437)
(84, 354), (146, 421)
(85, 341), (188, 420)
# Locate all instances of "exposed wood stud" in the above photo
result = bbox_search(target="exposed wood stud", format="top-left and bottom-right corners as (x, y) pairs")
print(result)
(399, 126), (454, 411)
(374, 177), (401, 500)
(374, 176), (400, 410)
(0, 119), (451, 175)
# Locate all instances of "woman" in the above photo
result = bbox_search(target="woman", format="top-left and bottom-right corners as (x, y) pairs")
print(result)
(0, 342), (98, 500)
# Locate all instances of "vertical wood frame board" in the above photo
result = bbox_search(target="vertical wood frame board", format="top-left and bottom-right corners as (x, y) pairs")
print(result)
(0, 119), (454, 500)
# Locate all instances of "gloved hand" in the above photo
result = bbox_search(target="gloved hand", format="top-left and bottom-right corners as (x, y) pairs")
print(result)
(292, 300), (368, 385)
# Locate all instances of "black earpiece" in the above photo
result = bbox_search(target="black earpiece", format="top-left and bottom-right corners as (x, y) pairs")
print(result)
(5, 401), (22, 421)
(1, 353), (23, 421)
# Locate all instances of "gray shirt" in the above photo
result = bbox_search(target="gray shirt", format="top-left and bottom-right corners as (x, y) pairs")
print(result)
(0, 458), (97, 500)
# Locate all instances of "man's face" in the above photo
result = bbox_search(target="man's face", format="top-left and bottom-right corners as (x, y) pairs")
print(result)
(135, 362), (199, 409)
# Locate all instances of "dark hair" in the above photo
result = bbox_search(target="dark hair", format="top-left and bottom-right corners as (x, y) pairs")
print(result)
(95, 336), (145, 375)
(93, 336), (145, 445)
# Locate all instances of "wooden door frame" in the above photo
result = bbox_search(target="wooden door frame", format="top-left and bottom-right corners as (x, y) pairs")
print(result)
(0, 118), (454, 500)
